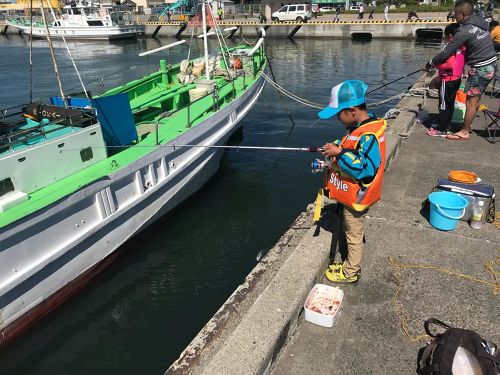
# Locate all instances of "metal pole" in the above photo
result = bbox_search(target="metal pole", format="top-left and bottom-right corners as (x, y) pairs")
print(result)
(29, 0), (33, 103)
(201, 1), (210, 80)
(155, 121), (159, 145)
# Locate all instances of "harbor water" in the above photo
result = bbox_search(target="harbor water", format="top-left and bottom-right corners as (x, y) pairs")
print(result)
(0, 35), (439, 374)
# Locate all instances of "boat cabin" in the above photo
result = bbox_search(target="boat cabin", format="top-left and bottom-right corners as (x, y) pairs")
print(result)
(0, 102), (107, 212)
(59, 4), (134, 27)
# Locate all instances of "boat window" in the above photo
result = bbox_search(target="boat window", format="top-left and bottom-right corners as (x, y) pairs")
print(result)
(80, 147), (93, 162)
(0, 178), (15, 197)
(87, 20), (104, 26)
(289, 5), (296, 11)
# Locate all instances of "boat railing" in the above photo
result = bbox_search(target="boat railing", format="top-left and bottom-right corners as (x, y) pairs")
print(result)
(148, 72), (249, 145)
(0, 106), (98, 152)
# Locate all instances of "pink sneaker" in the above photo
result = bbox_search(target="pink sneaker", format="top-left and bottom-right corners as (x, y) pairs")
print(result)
(426, 128), (446, 137)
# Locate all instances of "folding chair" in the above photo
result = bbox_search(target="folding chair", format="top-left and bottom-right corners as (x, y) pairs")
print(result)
(482, 102), (500, 143)
(490, 74), (500, 97)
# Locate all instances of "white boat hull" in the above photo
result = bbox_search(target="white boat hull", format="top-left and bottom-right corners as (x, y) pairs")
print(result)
(6, 21), (143, 40)
(0, 77), (265, 347)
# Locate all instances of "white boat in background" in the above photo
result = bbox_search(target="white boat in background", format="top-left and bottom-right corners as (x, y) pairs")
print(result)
(7, 1), (144, 40)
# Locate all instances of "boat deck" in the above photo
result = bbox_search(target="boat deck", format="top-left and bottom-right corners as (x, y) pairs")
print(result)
(0, 51), (265, 229)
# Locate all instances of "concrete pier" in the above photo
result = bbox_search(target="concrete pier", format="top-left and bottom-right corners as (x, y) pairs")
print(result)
(141, 20), (446, 39)
(0, 17), (446, 39)
(166, 74), (500, 374)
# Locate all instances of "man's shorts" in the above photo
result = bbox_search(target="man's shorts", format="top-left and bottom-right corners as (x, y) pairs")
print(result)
(465, 62), (497, 97)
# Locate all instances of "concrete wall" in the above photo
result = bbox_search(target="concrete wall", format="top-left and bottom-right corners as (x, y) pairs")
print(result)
(142, 21), (446, 39)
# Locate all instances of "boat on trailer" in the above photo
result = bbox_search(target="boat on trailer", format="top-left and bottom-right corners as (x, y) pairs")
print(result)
(6, 1), (143, 40)
(0, 6), (266, 347)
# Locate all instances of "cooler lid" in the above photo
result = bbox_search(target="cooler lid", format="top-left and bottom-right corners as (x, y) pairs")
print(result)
(437, 178), (494, 198)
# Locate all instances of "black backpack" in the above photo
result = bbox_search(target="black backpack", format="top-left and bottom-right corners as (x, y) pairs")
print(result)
(417, 318), (500, 375)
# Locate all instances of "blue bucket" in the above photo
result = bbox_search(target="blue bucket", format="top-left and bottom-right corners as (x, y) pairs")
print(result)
(428, 191), (468, 231)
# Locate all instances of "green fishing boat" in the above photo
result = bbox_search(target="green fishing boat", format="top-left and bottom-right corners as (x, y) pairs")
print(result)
(0, 4), (266, 347)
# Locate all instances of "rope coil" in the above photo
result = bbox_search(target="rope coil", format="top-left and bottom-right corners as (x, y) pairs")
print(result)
(389, 251), (500, 342)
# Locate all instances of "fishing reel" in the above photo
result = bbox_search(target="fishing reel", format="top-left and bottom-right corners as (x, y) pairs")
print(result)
(311, 158), (331, 174)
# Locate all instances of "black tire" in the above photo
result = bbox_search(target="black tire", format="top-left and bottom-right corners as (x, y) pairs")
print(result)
(296, 16), (303, 22)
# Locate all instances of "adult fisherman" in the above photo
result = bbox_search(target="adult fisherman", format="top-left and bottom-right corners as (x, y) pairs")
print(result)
(318, 80), (386, 283)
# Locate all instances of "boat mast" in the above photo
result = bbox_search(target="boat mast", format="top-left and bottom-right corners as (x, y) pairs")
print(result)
(40, 0), (67, 106)
(201, 0), (210, 80)
(29, 0), (33, 102)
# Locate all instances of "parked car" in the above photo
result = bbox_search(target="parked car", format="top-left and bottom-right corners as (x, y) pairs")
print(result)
(319, 6), (333, 12)
(271, 4), (312, 22)
(349, 5), (360, 10)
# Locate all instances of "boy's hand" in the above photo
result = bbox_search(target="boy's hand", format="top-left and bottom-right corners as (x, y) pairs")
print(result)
(322, 143), (342, 158)
(422, 62), (432, 72)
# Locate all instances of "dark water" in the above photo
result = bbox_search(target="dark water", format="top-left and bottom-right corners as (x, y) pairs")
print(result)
(0, 35), (439, 374)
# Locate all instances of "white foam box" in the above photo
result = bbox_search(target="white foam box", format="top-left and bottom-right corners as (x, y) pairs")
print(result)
(304, 283), (344, 328)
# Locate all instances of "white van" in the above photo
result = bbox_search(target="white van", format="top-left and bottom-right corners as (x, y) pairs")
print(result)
(271, 4), (311, 22)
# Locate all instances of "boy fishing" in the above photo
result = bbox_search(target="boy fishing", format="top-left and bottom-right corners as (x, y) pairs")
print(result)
(318, 80), (386, 283)
(425, 0), (497, 141)
(427, 23), (466, 137)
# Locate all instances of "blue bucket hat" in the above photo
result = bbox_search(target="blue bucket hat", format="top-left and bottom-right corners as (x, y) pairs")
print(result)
(318, 80), (368, 119)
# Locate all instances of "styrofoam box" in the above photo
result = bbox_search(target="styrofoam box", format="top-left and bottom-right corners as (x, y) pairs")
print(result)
(304, 284), (344, 328)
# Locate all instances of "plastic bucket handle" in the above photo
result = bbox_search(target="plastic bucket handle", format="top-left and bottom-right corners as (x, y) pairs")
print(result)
(435, 204), (465, 220)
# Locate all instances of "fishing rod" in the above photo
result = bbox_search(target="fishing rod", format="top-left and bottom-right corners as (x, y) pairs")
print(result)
(61, 144), (324, 153)
(366, 69), (422, 95)
(118, 144), (322, 152)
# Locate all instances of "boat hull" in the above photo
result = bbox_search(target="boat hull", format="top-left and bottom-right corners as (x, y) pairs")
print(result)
(0, 76), (265, 348)
(6, 21), (144, 40)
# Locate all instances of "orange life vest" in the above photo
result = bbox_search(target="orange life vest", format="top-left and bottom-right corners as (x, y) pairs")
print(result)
(324, 118), (386, 212)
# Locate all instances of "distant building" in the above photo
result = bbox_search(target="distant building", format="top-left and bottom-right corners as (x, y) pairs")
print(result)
(1, 0), (61, 10)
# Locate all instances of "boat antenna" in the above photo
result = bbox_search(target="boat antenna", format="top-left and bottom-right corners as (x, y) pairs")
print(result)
(40, 0), (67, 106)
(29, 0), (33, 102)
(45, 0), (90, 99)
(201, 0), (210, 80)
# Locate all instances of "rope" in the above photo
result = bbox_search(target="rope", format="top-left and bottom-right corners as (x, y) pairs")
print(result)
(388, 252), (500, 342)
(207, 2), (233, 77)
(383, 108), (400, 119)
(262, 72), (323, 109)
(262, 73), (439, 113)
(45, 0), (89, 99)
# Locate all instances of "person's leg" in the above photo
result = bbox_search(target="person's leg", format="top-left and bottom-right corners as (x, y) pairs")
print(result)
(341, 205), (366, 277)
(451, 64), (496, 138)
(440, 79), (461, 133)
(462, 96), (480, 133)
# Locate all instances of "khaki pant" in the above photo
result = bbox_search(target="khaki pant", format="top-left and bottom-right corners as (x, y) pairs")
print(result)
(342, 205), (367, 277)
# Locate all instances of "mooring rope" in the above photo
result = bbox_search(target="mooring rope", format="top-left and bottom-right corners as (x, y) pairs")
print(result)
(262, 72), (439, 113)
